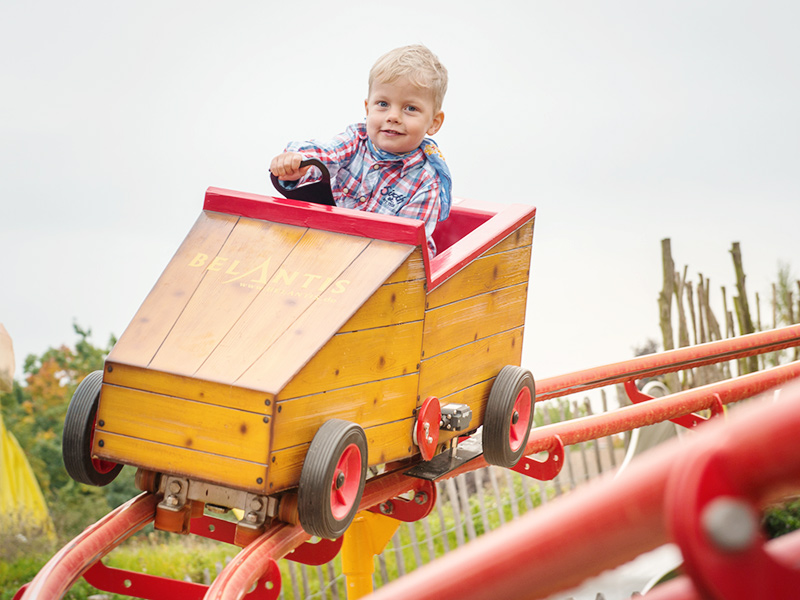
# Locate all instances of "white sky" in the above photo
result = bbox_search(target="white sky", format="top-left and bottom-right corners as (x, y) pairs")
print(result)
(1, 1), (798, 385)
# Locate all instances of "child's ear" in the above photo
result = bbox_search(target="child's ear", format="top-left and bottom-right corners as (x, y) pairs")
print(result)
(364, 99), (369, 115)
(427, 111), (445, 136)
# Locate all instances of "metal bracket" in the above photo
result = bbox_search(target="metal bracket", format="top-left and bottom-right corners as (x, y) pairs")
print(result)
(367, 479), (437, 522)
(511, 435), (565, 481)
(624, 381), (724, 429)
(238, 493), (276, 530)
(158, 476), (190, 511)
(440, 403), (473, 433)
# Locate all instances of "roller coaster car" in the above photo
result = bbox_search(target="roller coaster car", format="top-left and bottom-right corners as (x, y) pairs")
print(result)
(63, 171), (536, 540)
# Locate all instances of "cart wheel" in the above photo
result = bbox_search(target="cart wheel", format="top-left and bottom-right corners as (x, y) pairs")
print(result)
(484, 366), (535, 468)
(298, 420), (367, 539)
(63, 370), (122, 486)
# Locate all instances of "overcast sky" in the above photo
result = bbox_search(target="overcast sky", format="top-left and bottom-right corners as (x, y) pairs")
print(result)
(1, 1), (798, 390)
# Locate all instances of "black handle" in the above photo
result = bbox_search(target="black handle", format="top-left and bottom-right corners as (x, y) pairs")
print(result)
(271, 158), (335, 206)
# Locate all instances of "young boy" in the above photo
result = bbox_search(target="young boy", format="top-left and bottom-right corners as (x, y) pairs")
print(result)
(270, 44), (451, 254)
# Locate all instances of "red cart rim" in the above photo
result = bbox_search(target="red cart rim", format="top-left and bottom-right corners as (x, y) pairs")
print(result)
(330, 443), (362, 520)
(509, 386), (532, 452)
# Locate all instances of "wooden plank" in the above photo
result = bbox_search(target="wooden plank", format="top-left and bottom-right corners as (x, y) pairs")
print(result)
(94, 432), (269, 494)
(422, 283), (528, 359)
(267, 419), (415, 493)
(418, 327), (524, 400)
(481, 220), (533, 256)
(149, 219), (308, 377)
(108, 212), (238, 368)
(272, 375), (418, 450)
(236, 242), (417, 396)
(339, 280), (426, 333)
(270, 321), (424, 400)
(426, 245), (532, 310)
(97, 385), (269, 463)
(384, 248), (426, 284)
(102, 363), (272, 413)
(194, 229), (376, 384)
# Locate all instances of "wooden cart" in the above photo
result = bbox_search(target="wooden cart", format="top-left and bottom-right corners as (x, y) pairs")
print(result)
(63, 187), (536, 539)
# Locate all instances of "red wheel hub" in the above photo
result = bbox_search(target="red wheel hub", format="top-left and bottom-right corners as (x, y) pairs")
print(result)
(414, 397), (441, 461)
(509, 386), (532, 452)
(330, 443), (362, 520)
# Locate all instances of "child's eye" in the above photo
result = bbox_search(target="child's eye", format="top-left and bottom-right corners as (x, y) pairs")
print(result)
(406, 105), (418, 112)
(377, 101), (388, 108)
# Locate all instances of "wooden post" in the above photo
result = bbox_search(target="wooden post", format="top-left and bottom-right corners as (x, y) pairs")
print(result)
(697, 275), (708, 344)
(730, 242), (758, 373)
(658, 239), (681, 392)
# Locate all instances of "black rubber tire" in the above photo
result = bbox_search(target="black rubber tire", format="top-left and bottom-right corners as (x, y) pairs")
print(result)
(483, 366), (536, 468)
(63, 370), (123, 486)
(298, 419), (367, 539)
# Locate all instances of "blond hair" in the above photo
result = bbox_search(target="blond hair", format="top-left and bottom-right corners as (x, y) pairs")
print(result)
(368, 44), (448, 113)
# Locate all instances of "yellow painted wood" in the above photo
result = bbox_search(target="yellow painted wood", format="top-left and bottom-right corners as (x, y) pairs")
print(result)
(233, 239), (414, 395)
(194, 229), (378, 384)
(94, 432), (269, 494)
(102, 363), (272, 413)
(482, 219), (534, 256)
(149, 219), (310, 377)
(364, 419), (415, 465)
(384, 248), (425, 284)
(272, 375), (418, 450)
(426, 245), (532, 310)
(270, 321), (424, 400)
(339, 279), (426, 333)
(267, 419), (414, 493)
(108, 212), (238, 368)
(97, 385), (269, 463)
(422, 283), (528, 359)
(418, 327), (524, 401)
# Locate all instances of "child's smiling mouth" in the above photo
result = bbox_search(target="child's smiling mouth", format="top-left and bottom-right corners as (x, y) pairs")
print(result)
(380, 129), (404, 136)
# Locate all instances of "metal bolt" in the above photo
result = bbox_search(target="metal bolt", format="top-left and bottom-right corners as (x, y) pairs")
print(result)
(250, 498), (263, 511)
(701, 496), (759, 552)
(165, 495), (179, 507)
(168, 480), (182, 494)
(379, 501), (394, 515)
(246, 511), (259, 523)
(414, 492), (428, 505)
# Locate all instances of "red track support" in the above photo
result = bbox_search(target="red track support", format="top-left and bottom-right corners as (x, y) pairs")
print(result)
(364, 378), (800, 600)
(18, 493), (159, 600)
(18, 325), (800, 599)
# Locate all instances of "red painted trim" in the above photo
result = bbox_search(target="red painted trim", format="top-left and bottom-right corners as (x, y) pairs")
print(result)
(204, 187), (425, 247)
(203, 187), (535, 290)
(428, 201), (536, 290)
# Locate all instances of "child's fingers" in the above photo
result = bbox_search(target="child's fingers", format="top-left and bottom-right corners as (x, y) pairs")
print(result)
(270, 153), (304, 180)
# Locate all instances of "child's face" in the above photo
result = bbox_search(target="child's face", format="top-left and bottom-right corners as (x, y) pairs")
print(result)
(365, 77), (444, 155)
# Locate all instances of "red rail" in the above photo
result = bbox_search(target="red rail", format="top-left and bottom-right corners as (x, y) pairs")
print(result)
(536, 323), (800, 400)
(18, 325), (800, 599)
(365, 377), (800, 600)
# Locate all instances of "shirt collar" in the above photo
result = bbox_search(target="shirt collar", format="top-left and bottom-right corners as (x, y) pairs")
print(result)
(356, 123), (425, 177)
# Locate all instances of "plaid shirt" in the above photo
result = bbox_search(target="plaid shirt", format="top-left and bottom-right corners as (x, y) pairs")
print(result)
(284, 123), (443, 252)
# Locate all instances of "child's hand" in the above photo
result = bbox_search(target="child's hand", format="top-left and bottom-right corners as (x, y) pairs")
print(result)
(270, 152), (310, 181)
